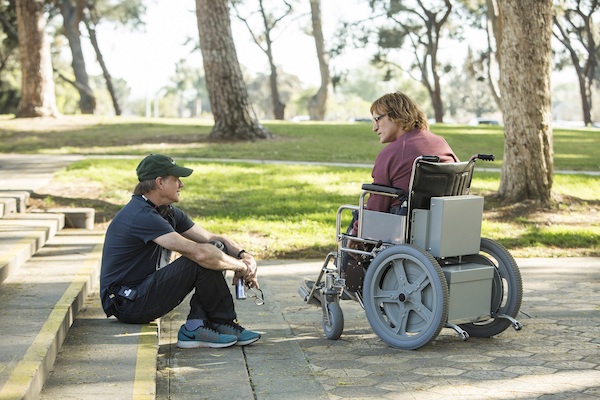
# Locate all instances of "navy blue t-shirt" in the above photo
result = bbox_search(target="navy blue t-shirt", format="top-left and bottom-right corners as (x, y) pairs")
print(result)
(100, 195), (194, 314)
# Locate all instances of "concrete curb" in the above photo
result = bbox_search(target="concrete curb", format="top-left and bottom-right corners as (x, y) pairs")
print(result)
(0, 232), (103, 399)
(39, 292), (159, 400)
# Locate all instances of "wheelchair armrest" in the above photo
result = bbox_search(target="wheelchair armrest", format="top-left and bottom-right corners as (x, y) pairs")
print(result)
(361, 183), (405, 197)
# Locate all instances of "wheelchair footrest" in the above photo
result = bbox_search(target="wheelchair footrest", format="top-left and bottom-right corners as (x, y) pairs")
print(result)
(298, 279), (321, 306)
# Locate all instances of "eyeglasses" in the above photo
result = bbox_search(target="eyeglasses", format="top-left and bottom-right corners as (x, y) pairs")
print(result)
(372, 113), (387, 124)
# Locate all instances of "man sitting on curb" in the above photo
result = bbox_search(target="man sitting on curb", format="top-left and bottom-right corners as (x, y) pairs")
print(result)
(100, 154), (260, 348)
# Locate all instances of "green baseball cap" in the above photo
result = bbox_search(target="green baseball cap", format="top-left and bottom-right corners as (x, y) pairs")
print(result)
(136, 154), (194, 181)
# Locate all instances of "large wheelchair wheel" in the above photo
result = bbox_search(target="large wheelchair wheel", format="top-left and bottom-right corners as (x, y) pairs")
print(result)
(363, 245), (449, 350)
(459, 238), (523, 337)
(322, 301), (344, 340)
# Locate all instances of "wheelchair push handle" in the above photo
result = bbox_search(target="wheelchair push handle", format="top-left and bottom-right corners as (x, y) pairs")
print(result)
(469, 153), (495, 162)
(421, 155), (440, 163)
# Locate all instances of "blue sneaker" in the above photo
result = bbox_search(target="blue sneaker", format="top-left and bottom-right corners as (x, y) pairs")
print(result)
(177, 324), (238, 348)
(213, 322), (261, 346)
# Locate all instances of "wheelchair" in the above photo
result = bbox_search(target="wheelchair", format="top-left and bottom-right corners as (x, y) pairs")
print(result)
(298, 154), (523, 350)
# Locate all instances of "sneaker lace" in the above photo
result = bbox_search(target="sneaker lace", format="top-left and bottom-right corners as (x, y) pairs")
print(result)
(222, 321), (244, 333)
(196, 325), (221, 340)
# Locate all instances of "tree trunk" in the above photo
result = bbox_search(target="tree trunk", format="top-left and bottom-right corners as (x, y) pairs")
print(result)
(307, 0), (329, 121)
(430, 80), (444, 123)
(233, 0), (290, 121)
(417, 0), (451, 123)
(574, 68), (593, 127)
(15, 0), (59, 118)
(196, 0), (271, 140)
(84, 18), (121, 116)
(497, 0), (553, 206)
(259, 0), (285, 120)
(552, 9), (598, 128)
(266, 42), (285, 120)
(485, 0), (501, 108)
(60, 0), (95, 114)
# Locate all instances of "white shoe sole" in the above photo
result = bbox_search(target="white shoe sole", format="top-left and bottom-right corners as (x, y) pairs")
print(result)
(235, 336), (261, 346)
(176, 339), (237, 349)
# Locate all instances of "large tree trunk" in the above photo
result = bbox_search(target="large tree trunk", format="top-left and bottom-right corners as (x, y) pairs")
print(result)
(60, 0), (95, 114)
(15, 0), (58, 118)
(196, 0), (271, 140)
(307, 0), (329, 121)
(497, 0), (553, 206)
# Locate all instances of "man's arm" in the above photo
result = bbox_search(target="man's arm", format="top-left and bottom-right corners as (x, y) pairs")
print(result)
(180, 224), (245, 257)
(181, 224), (259, 288)
(155, 225), (259, 288)
(153, 231), (246, 274)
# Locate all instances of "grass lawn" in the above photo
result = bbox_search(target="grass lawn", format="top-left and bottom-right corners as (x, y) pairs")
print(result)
(1, 115), (599, 171)
(2, 115), (599, 258)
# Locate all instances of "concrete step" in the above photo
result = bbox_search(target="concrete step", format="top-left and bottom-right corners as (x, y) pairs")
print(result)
(0, 213), (65, 285)
(0, 190), (31, 214)
(0, 197), (17, 218)
(0, 229), (104, 400)
(39, 292), (159, 400)
(46, 207), (95, 230)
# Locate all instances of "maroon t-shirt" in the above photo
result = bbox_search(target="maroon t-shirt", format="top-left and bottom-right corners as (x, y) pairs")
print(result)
(366, 129), (458, 212)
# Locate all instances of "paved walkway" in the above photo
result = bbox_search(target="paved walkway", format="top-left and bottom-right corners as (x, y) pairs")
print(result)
(0, 154), (84, 190)
(155, 258), (600, 399)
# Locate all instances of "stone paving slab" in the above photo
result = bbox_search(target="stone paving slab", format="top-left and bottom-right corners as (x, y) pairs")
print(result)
(40, 292), (158, 400)
(282, 258), (600, 399)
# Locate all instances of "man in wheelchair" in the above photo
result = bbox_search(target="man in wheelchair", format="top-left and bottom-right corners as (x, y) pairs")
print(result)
(344, 91), (459, 282)
(299, 93), (522, 350)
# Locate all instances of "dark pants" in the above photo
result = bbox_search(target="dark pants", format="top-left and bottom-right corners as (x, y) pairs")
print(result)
(109, 257), (236, 324)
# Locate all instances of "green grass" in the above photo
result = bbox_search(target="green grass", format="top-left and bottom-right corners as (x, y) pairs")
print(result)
(1, 115), (599, 171)
(2, 114), (598, 258)
(54, 159), (599, 259)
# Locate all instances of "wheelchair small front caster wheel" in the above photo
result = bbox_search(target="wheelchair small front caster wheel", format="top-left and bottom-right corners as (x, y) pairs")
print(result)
(322, 302), (344, 340)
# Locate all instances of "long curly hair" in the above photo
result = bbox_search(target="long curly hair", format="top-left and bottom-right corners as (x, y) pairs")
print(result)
(370, 92), (429, 131)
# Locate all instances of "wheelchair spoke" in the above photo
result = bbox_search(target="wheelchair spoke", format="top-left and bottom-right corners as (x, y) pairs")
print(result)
(392, 306), (410, 336)
(411, 270), (428, 289)
(372, 288), (398, 300)
(408, 300), (433, 324)
(390, 259), (409, 286)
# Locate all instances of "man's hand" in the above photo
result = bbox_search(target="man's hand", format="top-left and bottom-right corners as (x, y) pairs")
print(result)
(242, 254), (259, 288)
(234, 254), (259, 289)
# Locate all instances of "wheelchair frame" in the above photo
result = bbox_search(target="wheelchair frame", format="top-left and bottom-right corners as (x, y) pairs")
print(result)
(299, 154), (523, 350)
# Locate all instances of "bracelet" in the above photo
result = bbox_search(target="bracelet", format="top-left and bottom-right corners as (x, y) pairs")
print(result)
(236, 249), (248, 259)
